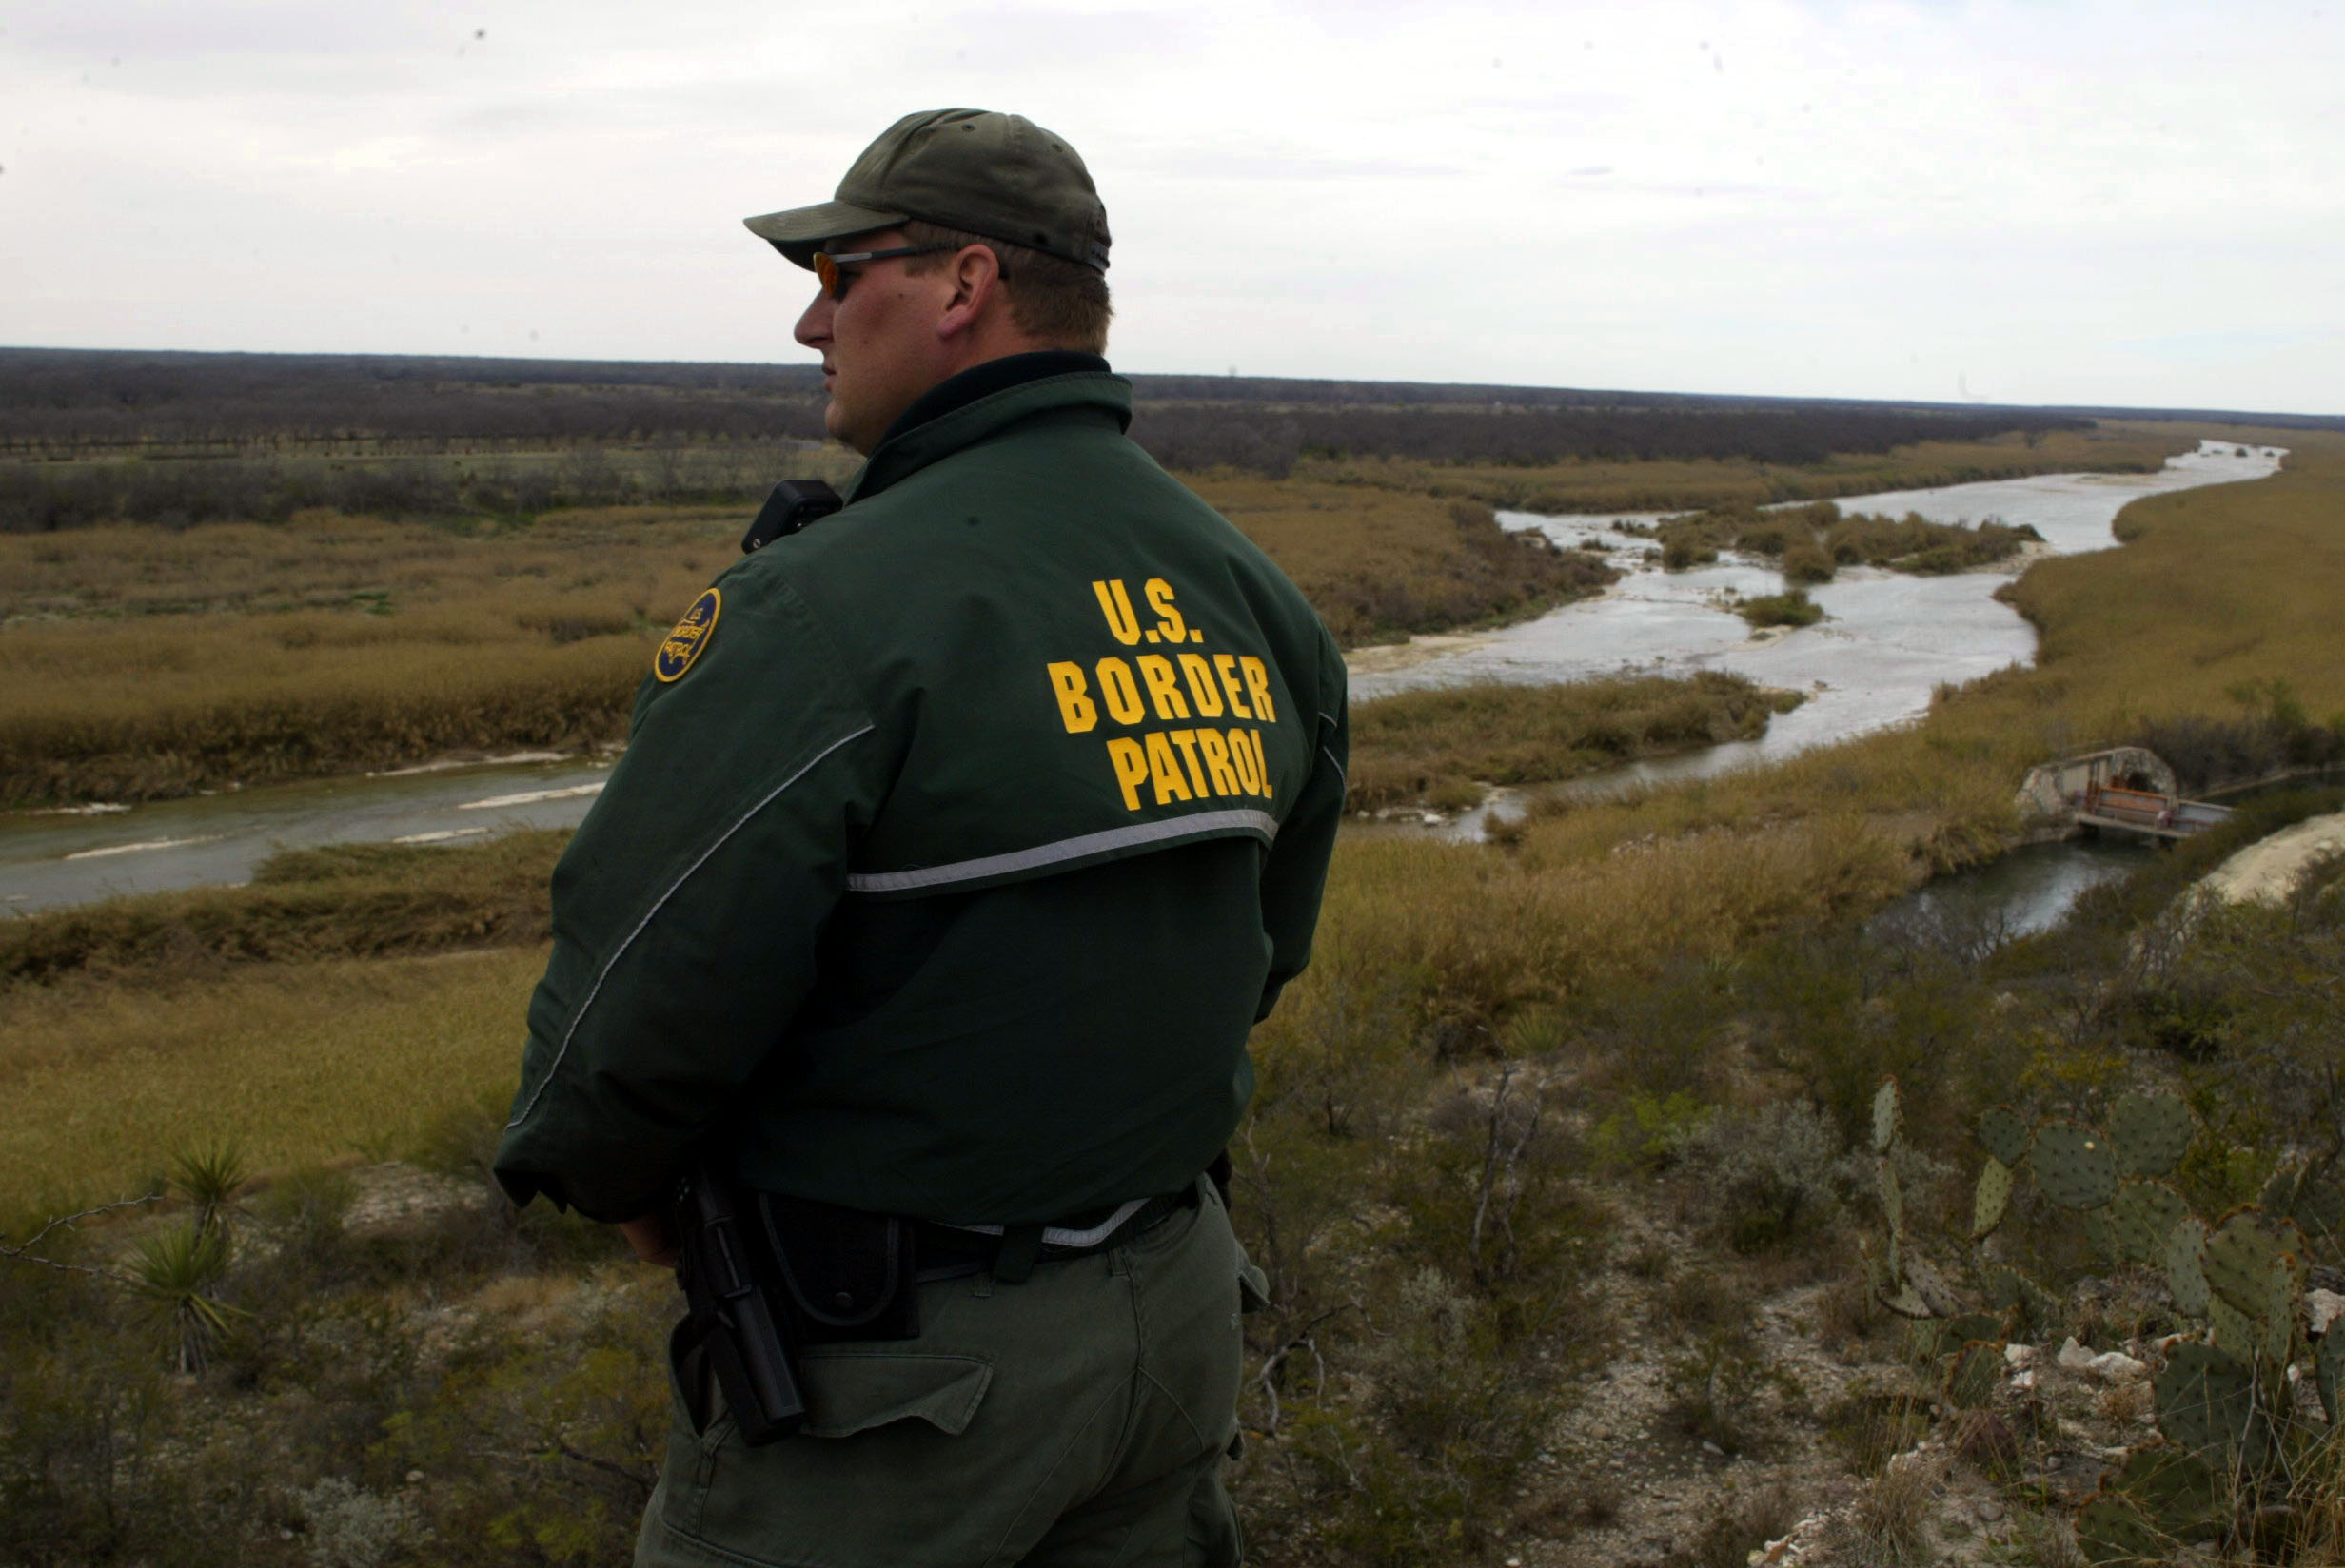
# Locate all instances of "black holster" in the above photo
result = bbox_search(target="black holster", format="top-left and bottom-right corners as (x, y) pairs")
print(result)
(670, 1158), (805, 1445)
(668, 1164), (923, 1445)
(668, 1155), (1231, 1443)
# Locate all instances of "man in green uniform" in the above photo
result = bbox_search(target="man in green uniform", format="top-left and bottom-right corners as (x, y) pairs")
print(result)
(493, 108), (1348, 1566)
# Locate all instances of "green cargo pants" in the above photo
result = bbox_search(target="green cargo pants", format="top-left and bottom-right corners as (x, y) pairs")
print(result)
(636, 1180), (1258, 1568)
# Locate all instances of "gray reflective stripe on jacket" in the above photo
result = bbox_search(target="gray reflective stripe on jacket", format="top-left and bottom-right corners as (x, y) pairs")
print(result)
(843, 809), (1279, 894)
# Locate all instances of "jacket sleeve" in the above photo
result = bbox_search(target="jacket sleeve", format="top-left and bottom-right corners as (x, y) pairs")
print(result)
(492, 564), (887, 1221)
(1255, 629), (1349, 1022)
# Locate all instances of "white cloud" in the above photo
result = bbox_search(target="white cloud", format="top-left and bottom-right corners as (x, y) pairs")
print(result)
(1, 0), (2338, 410)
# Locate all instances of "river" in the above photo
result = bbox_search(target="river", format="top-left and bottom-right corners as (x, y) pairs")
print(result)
(0, 441), (2286, 913)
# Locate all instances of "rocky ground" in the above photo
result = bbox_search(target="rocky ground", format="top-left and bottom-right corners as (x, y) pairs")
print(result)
(1422, 1174), (2293, 1568)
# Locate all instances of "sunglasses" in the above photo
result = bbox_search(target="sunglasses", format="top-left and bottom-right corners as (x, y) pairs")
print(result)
(813, 245), (955, 300)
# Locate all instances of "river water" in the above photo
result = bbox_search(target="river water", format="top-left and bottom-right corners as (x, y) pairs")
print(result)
(0, 441), (2286, 913)
(0, 757), (616, 912)
(1355, 441), (2285, 754)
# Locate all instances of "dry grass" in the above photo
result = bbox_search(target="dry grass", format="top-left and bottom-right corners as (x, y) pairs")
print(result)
(1291, 809), (1929, 1033)
(0, 508), (741, 805)
(1827, 1450), (1948, 1566)
(0, 504), (740, 622)
(1293, 425), (2196, 515)
(0, 945), (542, 1215)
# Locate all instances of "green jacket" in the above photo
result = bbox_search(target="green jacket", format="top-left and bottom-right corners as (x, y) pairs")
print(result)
(493, 364), (1348, 1225)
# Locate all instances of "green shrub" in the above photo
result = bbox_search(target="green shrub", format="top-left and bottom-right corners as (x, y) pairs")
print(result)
(1737, 589), (1823, 630)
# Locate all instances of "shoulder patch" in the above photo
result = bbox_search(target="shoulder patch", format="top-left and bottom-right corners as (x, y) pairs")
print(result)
(654, 587), (721, 682)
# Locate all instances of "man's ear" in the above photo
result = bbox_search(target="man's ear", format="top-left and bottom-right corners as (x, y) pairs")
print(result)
(934, 244), (1004, 343)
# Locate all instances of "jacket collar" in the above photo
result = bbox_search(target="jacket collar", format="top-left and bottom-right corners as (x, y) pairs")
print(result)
(845, 355), (1133, 502)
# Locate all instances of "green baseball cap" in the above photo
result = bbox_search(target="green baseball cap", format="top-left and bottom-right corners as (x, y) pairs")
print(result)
(744, 108), (1111, 274)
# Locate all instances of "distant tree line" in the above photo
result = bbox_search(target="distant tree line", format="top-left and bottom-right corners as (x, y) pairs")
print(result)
(0, 350), (829, 448)
(1122, 404), (2096, 480)
(6, 348), (2091, 467)
(4, 347), (2259, 532)
(0, 445), (799, 533)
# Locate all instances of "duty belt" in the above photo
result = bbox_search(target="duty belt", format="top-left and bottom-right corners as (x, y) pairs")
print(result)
(916, 1185), (1199, 1284)
(674, 1167), (1210, 1446)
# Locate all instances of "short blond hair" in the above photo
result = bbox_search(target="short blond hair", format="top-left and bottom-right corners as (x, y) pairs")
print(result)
(899, 220), (1113, 355)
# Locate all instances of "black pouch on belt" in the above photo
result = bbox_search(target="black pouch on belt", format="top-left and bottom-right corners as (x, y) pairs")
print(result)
(758, 1192), (922, 1343)
(669, 1159), (805, 1445)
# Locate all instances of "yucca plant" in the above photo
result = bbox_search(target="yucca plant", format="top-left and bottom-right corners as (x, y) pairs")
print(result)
(168, 1139), (247, 1238)
(129, 1221), (246, 1373)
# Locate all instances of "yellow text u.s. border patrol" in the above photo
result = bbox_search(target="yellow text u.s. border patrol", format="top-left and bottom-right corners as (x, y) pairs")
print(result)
(1044, 578), (1282, 813)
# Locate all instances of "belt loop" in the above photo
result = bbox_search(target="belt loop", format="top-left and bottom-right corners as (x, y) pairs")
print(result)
(993, 1224), (1044, 1285)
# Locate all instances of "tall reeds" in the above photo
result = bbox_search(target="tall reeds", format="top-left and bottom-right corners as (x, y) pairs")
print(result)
(1347, 672), (1796, 810)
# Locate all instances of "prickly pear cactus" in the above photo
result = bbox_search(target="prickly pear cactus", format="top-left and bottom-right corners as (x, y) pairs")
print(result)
(2109, 1179), (2193, 1267)
(1878, 1281), (1931, 1320)
(2201, 1208), (2304, 1323)
(2032, 1119), (2119, 1210)
(2105, 1441), (2225, 1540)
(2081, 1206), (2118, 1262)
(2259, 1160), (2305, 1214)
(1944, 1339), (2004, 1410)
(1978, 1104), (2030, 1170)
(2165, 1214), (2211, 1316)
(2317, 1323), (2345, 1425)
(1878, 1157), (1904, 1240)
(1971, 1156), (2013, 1241)
(2208, 1294), (2258, 1365)
(1872, 1078), (1902, 1156)
(2252, 1253), (2299, 1364)
(2107, 1088), (2194, 1179)
(2156, 1342), (2266, 1469)
(1979, 1261), (2059, 1342)
(2074, 1489), (2165, 1567)
(2260, 1159), (2345, 1236)
(1902, 1252), (1967, 1318)
(1859, 1075), (2345, 1557)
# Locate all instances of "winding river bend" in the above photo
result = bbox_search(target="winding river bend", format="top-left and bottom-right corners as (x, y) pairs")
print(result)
(0, 441), (2285, 913)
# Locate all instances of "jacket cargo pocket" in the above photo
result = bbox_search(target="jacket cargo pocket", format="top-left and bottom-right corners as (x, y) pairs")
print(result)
(794, 1350), (994, 1439)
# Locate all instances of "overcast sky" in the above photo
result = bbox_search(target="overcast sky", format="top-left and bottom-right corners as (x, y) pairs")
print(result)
(2, 0), (2338, 412)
